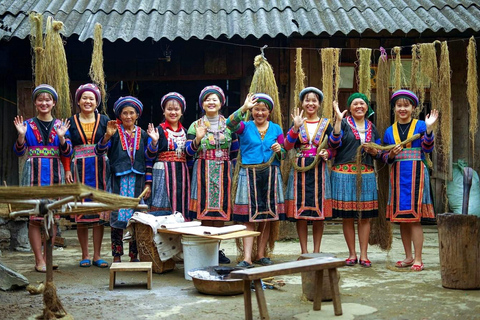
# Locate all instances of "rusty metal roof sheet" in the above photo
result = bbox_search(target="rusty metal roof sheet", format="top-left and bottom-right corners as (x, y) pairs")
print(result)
(1, 0), (479, 41)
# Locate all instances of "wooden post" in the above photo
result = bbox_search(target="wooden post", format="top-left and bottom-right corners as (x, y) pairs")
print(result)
(437, 213), (480, 289)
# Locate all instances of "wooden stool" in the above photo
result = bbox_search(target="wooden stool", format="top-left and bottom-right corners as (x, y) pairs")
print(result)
(109, 262), (153, 290)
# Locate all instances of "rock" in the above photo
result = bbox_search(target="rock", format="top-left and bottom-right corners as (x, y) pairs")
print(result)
(0, 228), (10, 243)
(0, 262), (29, 291)
(8, 221), (30, 252)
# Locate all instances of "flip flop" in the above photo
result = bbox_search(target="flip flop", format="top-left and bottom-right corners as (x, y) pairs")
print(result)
(79, 259), (92, 267)
(395, 260), (414, 268)
(35, 265), (46, 273)
(130, 258), (140, 262)
(92, 259), (109, 268)
(411, 263), (424, 271)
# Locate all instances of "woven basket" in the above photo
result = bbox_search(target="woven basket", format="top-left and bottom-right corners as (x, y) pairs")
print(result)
(134, 223), (175, 274)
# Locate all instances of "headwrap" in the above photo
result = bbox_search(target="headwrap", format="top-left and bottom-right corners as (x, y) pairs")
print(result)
(199, 85), (225, 107)
(161, 92), (186, 112)
(75, 83), (101, 106)
(32, 84), (58, 102)
(347, 92), (374, 118)
(113, 96), (143, 119)
(299, 87), (324, 103)
(254, 93), (274, 111)
(390, 89), (419, 108)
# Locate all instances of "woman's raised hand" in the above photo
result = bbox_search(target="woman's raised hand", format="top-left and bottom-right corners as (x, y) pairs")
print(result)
(195, 123), (207, 144)
(13, 116), (27, 136)
(333, 101), (347, 122)
(55, 119), (71, 138)
(291, 108), (305, 131)
(425, 109), (439, 133)
(241, 93), (258, 112)
(147, 123), (159, 145)
(104, 120), (118, 141)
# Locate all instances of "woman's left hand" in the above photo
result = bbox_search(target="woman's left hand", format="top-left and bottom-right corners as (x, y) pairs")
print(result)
(425, 109), (439, 133)
(363, 144), (378, 156)
(318, 149), (329, 161)
(55, 119), (70, 138)
(143, 184), (151, 199)
(147, 123), (159, 145)
(241, 93), (258, 113)
(271, 142), (282, 153)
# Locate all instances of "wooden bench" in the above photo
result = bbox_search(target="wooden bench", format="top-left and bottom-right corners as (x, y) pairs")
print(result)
(230, 257), (345, 320)
(109, 262), (153, 290)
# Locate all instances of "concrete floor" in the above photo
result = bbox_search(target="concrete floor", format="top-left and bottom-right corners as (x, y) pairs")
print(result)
(0, 222), (479, 319)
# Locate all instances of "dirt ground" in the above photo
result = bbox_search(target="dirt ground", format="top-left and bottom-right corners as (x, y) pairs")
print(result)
(0, 223), (479, 320)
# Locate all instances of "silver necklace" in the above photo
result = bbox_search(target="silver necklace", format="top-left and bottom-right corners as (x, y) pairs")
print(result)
(398, 122), (411, 136)
(38, 119), (53, 131)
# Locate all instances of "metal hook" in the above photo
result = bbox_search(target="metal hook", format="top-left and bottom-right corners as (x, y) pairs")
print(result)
(260, 45), (268, 60)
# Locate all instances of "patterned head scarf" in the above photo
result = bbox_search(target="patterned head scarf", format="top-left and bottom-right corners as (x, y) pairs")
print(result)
(161, 92), (186, 112)
(299, 87), (324, 103)
(199, 85), (225, 107)
(253, 93), (274, 111)
(32, 84), (58, 103)
(390, 89), (419, 108)
(347, 92), (374, 118)
(113, 96), (143, 119)
(75, 83), (101, 106)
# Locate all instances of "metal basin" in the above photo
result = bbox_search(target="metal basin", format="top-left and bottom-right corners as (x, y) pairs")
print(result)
(188, 266), (244, 296)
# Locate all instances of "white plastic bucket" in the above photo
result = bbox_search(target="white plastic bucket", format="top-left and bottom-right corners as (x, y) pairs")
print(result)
(181, 235), (219, 280)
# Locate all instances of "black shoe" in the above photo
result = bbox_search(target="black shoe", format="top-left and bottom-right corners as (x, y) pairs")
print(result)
(219, 249), (230, 264)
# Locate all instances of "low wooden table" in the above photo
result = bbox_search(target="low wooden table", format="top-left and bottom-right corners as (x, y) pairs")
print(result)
(230, 257), (346, 320)
(109, 262), (153, 290)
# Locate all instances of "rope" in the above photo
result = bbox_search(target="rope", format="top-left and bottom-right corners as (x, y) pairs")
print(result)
(291, 136), (328, 172)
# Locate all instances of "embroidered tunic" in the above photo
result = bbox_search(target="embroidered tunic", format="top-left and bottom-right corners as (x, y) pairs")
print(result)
(13, 118), (72, 220)
(284, 118), (334, 220)
(381, 119), (435, 222)
(185, 115), (239, 221)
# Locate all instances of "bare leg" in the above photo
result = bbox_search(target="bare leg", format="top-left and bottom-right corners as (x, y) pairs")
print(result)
(77, 224), (90, 260)
(312, 221), (325, 253)
(29, 221), (45, 268)
(410, 222), (424, 265)
(255, 222), (270, 260)
(297, 220), (309, 254)
(399, 223), (414, 262)
(358, 218), (371, 261)
(242, 222), (255, 264)
(342, 218), (357, 259)
(92, 224), (105, 262)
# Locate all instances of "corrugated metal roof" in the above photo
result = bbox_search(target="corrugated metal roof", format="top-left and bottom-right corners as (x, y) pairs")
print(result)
(1, 0), (479, 41)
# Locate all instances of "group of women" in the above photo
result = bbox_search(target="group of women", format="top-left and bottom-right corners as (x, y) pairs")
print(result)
(14, 82), (438, 273)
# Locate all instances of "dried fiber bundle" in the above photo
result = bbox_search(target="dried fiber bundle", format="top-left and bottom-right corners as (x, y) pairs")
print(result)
(44, 17), (71, 119)
(29, 12), (45, 86)
(467, 36), (478, 163)
(438, 41), (452, 164)
(357, 48), (372, 100)
(294, 48), (306, 110)
(411, 44), (425, 118)
(392, 47), (403, 91)
(321, 48), (341, 118)
(89, 23), (107, 113)
(376, 55), (391, 135)
(419, 42), (439, 110)
(41, 281), (69, 320)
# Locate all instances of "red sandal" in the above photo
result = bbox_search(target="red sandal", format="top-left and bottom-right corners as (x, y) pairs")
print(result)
(359, 259), (372, 268)
(411, 263), (424, 271)
(345, 258), (358, 266)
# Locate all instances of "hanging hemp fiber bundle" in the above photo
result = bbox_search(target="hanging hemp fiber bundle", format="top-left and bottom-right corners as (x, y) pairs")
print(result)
(419, 42), (439, 110)
(29, 12), (46, 86)
(234, 54), (283, 261)
(392, 46), (403, 92)
(44, 17), (71, 119)
(89, 23), (107, 113)
(438, 41), (452, 182)
(321, 48), (340, 118)
(411, 44), (425, 118)
(357, 48), (372, 100)
(467, 36), (478, 162)
(294, 48), (306, 110)
(369, 52), (392, 251)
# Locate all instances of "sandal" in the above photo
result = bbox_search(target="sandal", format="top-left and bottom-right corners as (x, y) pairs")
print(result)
(79, 259), (92, 267)
(411, 263), (424, 271)
(345, 258), (358, 266)
(93, 259), (109, 268)
(35, 265), (46, 273)
(395, 259), (414, 268)
(359, 259), (372, 268)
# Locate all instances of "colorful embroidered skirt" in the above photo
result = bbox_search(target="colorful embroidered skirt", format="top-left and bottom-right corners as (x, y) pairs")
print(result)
(232, 165), (285, 223)
(149, 160), (190, 218)
(285, 158), (332, 221)
(110, 173), (144, 229)
(387, 158), (435, 222)
(331, 164), (378, 219)
(188, 158), (232, 221)
(72, 144), (110, 223)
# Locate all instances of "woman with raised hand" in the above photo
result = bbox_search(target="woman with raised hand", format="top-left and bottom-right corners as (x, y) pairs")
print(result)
(227, 93), (286, 268)
(185, 85), (239, 264)
(149, 92), (189, 216)
(64, 83), (110, 268)
(329, 93), (381, 268)
(95, 96), (162, 263)
(13, 84), (72, 272)
(382, 90), (438, 271)
(284, 87), (334, 255)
